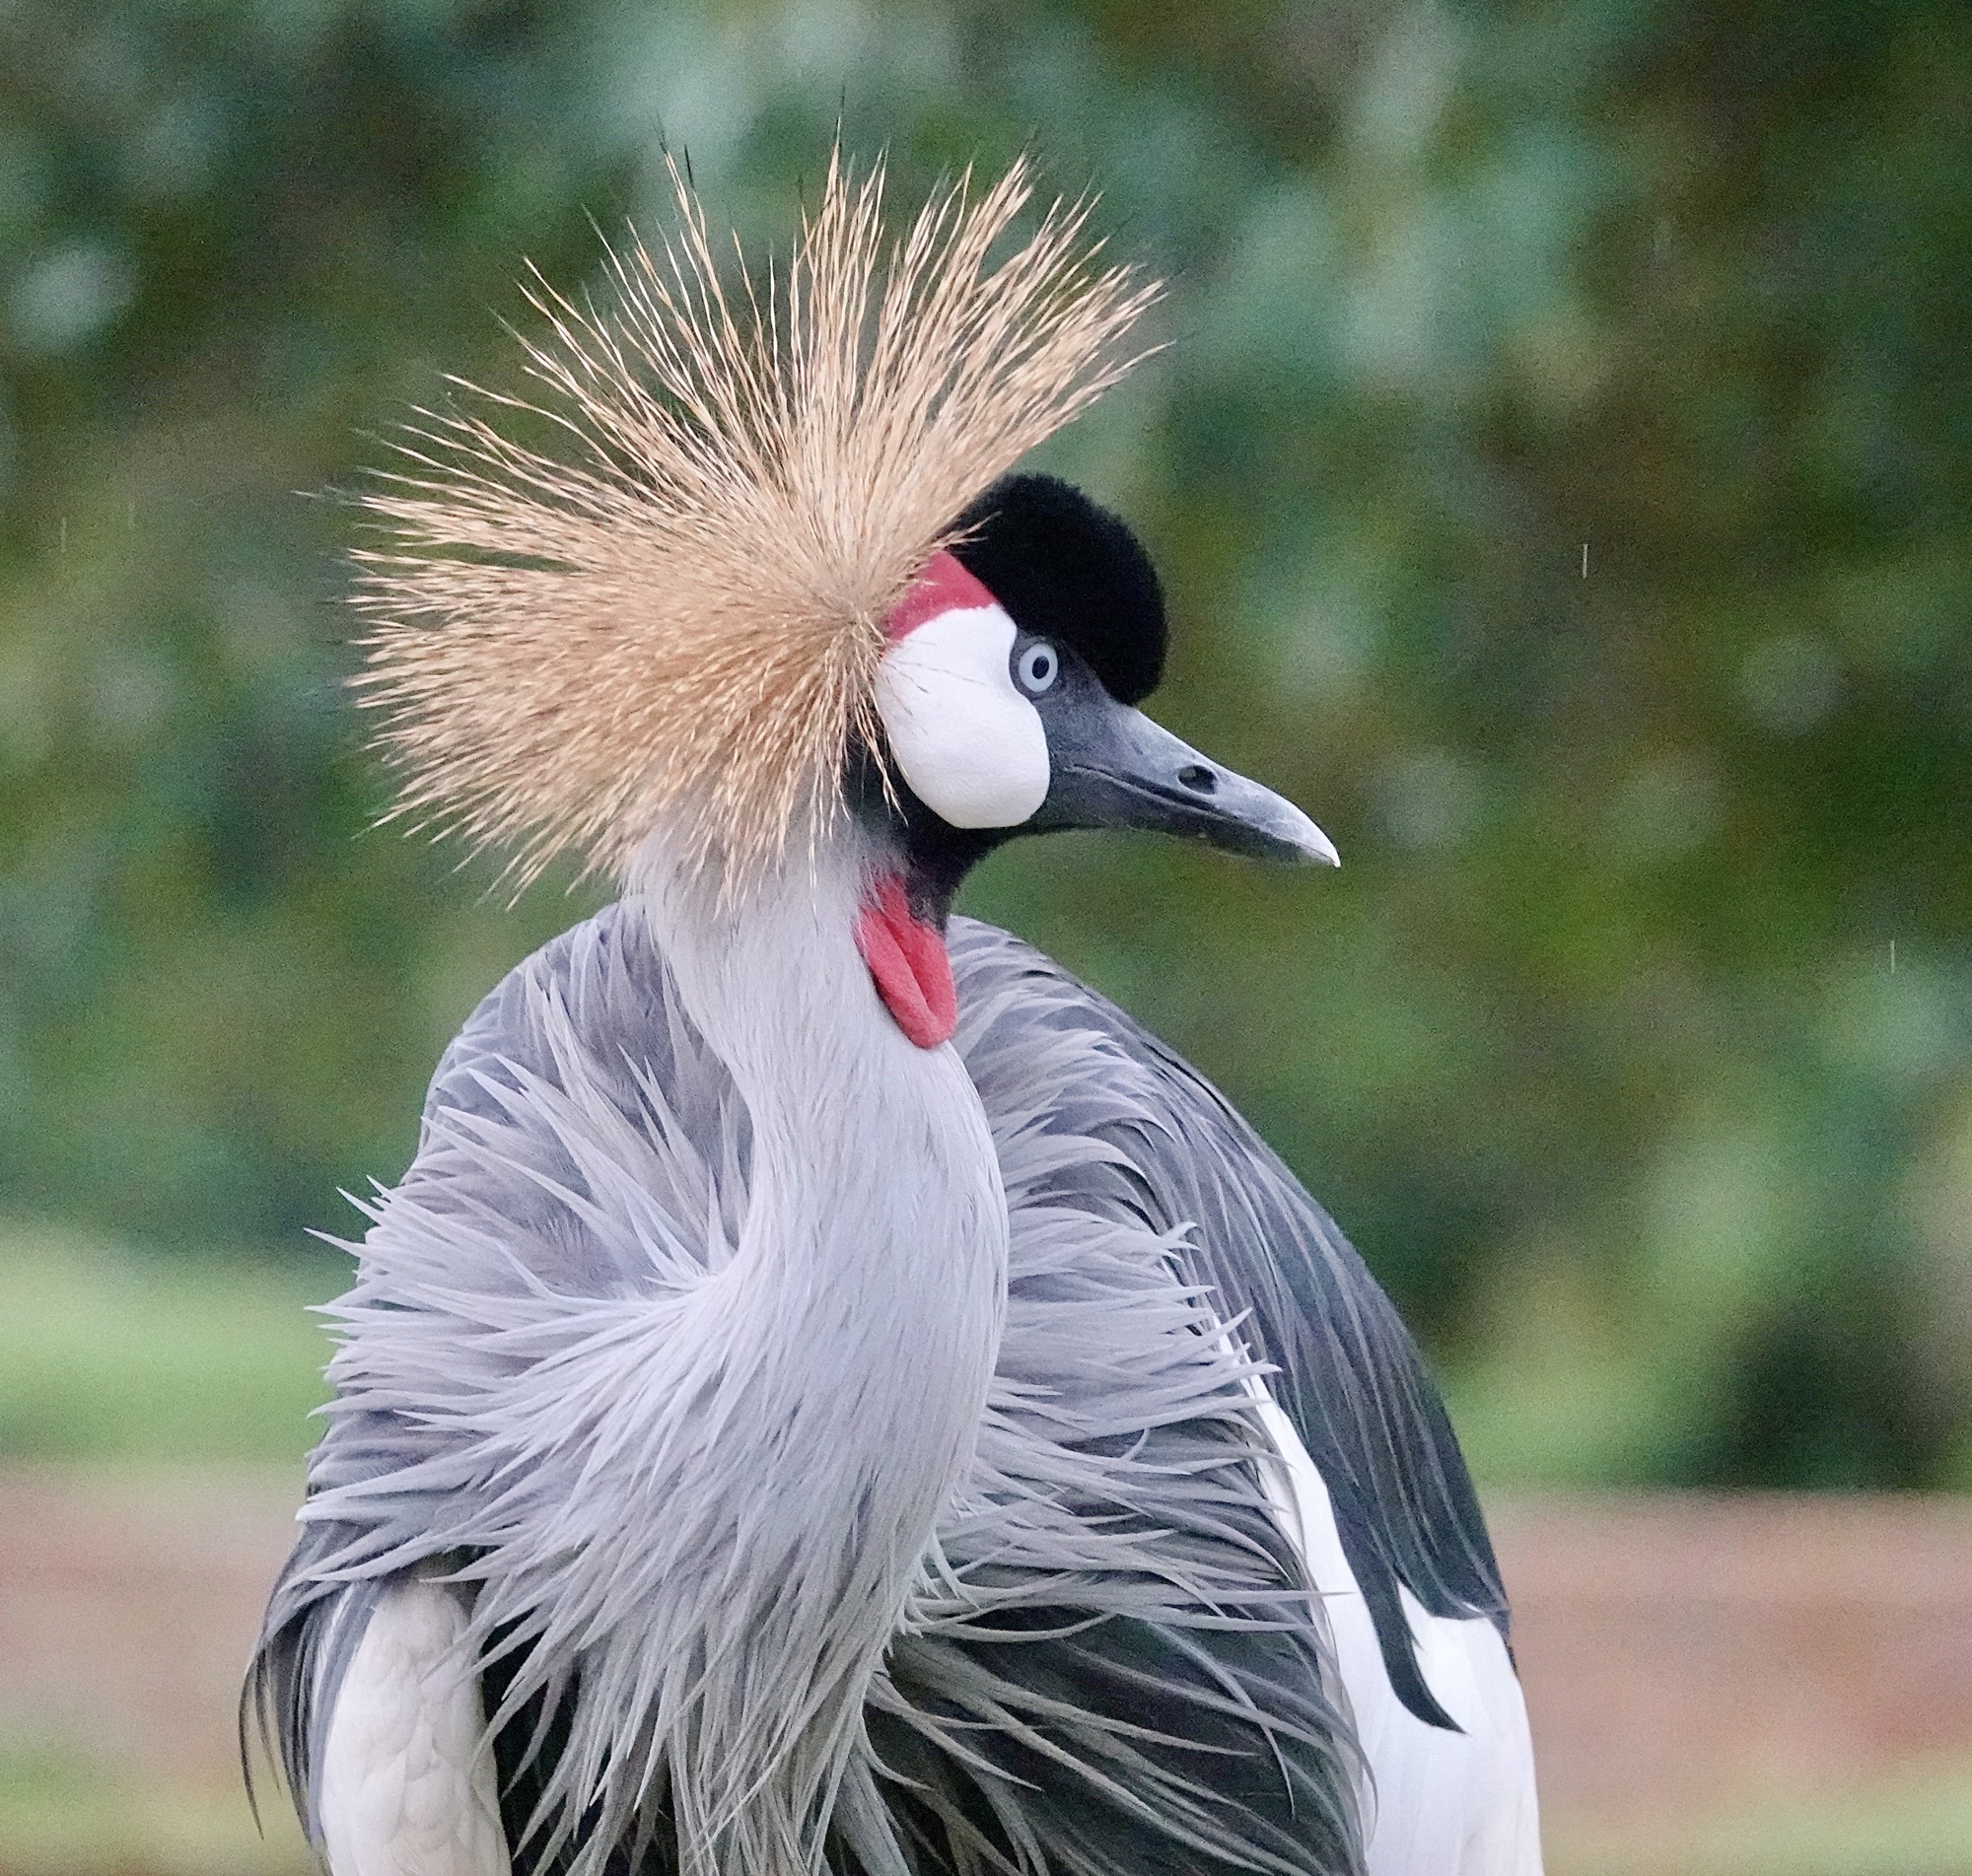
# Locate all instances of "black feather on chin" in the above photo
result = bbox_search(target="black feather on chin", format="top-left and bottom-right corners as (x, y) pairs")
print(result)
(951, 474), (1166, 706)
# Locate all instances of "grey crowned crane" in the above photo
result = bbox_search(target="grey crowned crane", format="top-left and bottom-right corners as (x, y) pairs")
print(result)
(246, 154), (1542, 1876)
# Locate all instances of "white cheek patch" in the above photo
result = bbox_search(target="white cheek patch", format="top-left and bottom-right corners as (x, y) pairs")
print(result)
(875, 605), (1051, 829)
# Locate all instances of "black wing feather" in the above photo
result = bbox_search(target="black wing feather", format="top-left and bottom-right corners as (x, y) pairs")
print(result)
(947, 918), (1509, 1730)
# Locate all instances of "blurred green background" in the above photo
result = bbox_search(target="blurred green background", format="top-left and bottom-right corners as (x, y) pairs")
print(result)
(6, 0), (1969, 1491)
(3, 1), (1971, 1871)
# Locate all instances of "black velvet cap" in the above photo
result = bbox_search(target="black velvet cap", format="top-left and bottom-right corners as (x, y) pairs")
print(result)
(950, 474), (1167, 706)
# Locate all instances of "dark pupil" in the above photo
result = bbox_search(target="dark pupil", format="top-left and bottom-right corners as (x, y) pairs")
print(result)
(1031, 654), (1051, 681)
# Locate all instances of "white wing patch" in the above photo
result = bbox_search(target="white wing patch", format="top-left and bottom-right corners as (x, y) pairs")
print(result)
(1248, 1384), (1545, 1876)
(875, 605), (1050, 829)
(319, 1575), (510, 1876)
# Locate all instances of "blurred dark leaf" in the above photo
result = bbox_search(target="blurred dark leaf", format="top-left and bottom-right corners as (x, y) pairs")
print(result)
(1, 0), (1968, 1487)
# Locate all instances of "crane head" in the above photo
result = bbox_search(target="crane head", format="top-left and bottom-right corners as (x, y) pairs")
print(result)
(867, 473), (1337, 903)
(346, 147), (1325, 976)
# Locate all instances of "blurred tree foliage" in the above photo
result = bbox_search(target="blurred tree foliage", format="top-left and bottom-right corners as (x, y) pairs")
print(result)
(1, 0), (1967, 1488)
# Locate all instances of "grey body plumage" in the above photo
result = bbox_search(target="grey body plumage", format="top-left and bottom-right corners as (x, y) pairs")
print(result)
(249, 161), (1539, 1876)
(249, 903), (1505, 1876)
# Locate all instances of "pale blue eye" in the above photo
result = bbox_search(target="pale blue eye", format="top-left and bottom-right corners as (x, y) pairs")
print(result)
(1017, 643), (1058, 695)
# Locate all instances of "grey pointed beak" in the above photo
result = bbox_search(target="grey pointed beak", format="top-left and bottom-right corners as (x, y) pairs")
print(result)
(1036, 699), (1339, 866)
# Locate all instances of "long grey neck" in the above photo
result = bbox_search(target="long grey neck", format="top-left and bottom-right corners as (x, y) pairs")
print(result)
(619, 835), (1009, 1875)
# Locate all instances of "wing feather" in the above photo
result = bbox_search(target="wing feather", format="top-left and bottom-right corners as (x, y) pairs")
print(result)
(318, 1575), (511, 1876)
(944, 918), (1511, 1723)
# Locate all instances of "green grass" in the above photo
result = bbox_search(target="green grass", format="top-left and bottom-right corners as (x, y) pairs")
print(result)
(0, 1227), (343, 1465)
(1547, 1759), (1972, 1876)
(0, 1743), (310, 1876)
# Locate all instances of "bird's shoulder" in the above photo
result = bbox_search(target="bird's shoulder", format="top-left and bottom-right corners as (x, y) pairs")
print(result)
(946, 914), (1512, 1727)
(417, 900), (675, 1140)
(376, 901), (745, 1302)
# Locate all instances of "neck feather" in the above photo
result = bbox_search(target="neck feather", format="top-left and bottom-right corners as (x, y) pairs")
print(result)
(613, 835), (1009, 1875)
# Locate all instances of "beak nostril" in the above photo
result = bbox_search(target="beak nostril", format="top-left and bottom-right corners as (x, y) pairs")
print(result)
(1177, 764), (1218, 796)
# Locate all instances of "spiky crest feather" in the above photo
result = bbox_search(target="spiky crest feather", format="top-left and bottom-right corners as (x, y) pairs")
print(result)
(353, 150), (1161, 888)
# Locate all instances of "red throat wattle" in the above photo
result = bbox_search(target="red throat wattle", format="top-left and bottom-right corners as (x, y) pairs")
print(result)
(854, 874), (957, 1049)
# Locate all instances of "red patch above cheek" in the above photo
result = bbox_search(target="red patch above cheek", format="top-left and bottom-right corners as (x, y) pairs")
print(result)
(883, 550), (998, 642)
(853, 874), (957, 1049)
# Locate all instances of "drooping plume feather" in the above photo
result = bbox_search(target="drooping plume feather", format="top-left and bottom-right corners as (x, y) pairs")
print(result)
(353, 150), (1160, 888)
